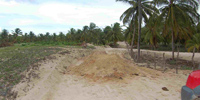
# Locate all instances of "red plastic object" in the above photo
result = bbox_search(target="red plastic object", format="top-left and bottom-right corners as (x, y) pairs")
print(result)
(186, 70), (200, 89)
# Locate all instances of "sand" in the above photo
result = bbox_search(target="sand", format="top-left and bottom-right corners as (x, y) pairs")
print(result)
(11, 47), (192, 100)
(68, 51), (140, 82)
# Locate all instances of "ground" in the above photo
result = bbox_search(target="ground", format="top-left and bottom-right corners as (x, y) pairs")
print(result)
(9, 46), (194, 100)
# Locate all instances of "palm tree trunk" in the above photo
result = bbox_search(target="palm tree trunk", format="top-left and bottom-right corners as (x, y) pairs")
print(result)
(172, 31), (175, 60)
(137, 0), (142, 62)
(192, 48), (195, 68)
(130, 27), (136, 59)
(177, 44), (179, 60)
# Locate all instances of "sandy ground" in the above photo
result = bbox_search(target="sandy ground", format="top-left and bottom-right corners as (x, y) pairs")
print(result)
(117, 41), (200, 63)
(11, 47), (193, 100)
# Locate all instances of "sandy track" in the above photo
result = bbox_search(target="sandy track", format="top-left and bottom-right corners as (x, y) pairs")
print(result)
(105, 47), (200, 63)
(12, 47), (192, 100)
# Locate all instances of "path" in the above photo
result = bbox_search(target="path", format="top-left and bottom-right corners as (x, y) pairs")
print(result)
(12, 47), (192, 100)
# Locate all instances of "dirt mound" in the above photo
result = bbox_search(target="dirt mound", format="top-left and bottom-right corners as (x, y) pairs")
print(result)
(68, 52), (139, 81)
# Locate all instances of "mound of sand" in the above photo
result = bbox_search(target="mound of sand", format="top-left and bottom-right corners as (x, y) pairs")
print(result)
(68, 52), (139, 81)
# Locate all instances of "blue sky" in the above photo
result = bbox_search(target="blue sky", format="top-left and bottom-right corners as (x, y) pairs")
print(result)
(0, 0), (200, 35)
(0, 0), (130, 34)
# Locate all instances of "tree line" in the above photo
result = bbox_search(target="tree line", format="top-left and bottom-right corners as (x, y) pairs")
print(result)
(0, 22), (124, 46)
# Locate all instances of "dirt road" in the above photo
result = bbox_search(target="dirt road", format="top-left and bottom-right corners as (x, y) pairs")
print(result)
(12, 47), (192, 100)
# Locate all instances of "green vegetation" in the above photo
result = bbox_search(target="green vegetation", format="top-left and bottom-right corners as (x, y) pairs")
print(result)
(0, 46), (61, 98)
(118, 0), (199, 60)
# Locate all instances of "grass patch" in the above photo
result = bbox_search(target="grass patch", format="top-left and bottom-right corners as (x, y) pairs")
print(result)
(0, 45), (62, 99)
(180, 65), (193, 70)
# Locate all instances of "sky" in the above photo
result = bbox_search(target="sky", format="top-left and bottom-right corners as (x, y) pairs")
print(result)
(0, 0), (199, 35)
(0, 0), (130, 34)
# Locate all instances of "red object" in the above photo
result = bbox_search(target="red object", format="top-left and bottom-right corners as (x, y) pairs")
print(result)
(186, 70), (200, 89)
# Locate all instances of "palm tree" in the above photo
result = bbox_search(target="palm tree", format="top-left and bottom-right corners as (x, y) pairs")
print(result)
(29, 31), (35, 42)
(68, 28), (76, 41)
(81, 25), (89, 42)
(143, 14), (163, 49)
(0, 29), (9, 42)
(105, 22), (123, 46)
(59, 32), (65, 42)
(12, 28), (22, 43)
(53, 33), (57, 42)
(116, 0), (159, 61)
(197, 22), (200, 33)
(153, 0), (199, 59)
(186, 33), (200, 66)
(88, 22), (97, 43)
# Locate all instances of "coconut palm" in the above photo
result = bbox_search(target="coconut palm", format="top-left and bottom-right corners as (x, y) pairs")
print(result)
(186, 33), (200, 66)
(153, 0), (200, 59)
(0, 29), (9, 42)
(81, 25), (89, 42)
(12, 28), (22, 43)
(105, 22), (123, 46)
(197, 22), (200, 33)
(143, 14), (163, 49)
(29, 31), (35, 42)
(116, 0), (159, 61)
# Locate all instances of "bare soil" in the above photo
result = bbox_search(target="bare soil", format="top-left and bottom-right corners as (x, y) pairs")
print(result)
(11, 47), (193, 100)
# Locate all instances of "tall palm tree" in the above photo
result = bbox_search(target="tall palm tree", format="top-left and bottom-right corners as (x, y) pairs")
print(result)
(116, 0), (159, 61)
(153, 0), (199, 59)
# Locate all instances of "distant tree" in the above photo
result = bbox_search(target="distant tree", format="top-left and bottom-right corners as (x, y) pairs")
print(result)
(53, 33), (57, 42)
(59, 32), (65, 42)
(29, 31), (35, 42)
(12, 28), (22, 43)
(81, 25), (89, 42)
(45, 32), (51, 42)
(105, 22), (123, 45)
(1, 29), (9, 42)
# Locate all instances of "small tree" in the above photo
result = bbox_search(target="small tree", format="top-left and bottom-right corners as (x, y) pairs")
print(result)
(186, 33), (200, 67)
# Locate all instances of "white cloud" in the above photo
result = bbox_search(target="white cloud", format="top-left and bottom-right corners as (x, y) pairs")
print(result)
(38, 2), (128, 28)
(0, 0), (129, 33)
(0, 0), (18, 6)
(8, 19), (39, 26)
